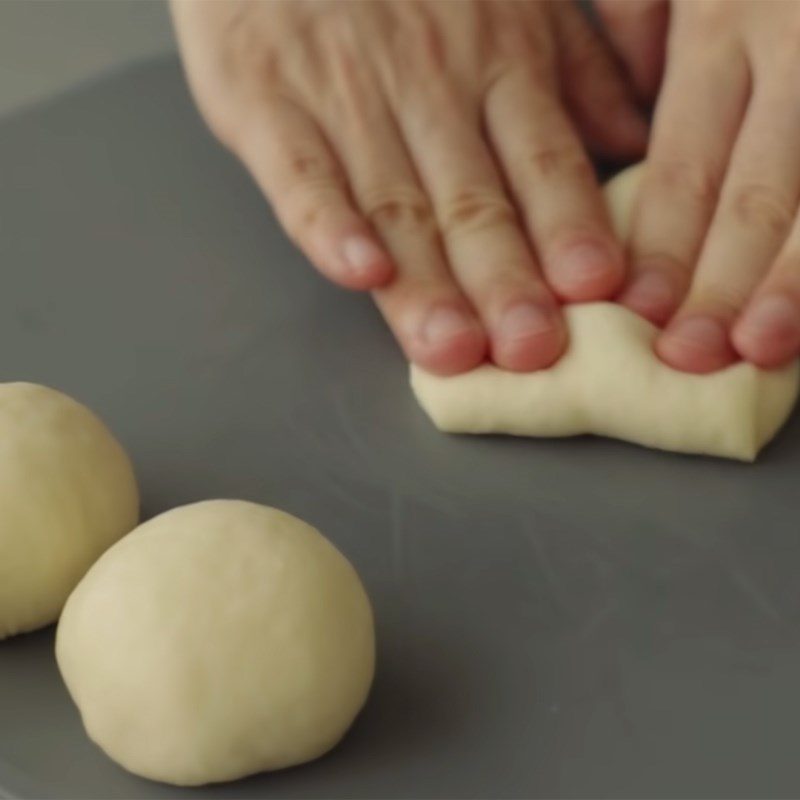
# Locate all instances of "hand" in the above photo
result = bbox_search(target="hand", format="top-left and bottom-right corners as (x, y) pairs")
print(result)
(171, 0), (647, 374)
(606, 0), (800, 372)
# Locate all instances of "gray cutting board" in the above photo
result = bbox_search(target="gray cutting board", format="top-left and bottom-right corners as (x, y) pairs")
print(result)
(2, 57), (800, 800)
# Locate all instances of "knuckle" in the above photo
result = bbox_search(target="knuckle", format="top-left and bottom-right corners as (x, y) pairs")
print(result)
(440, 189), (517, 237)
(286, 185), (345, 238)
(647, 158), (720, 208)
(287, 150), (336, 181)
(525, 144), (593, 182)
(727, 183), (794, 237)
(633, 249), (691, 280)
(279, 158), (345, 235)
(362, 186), (434, 231)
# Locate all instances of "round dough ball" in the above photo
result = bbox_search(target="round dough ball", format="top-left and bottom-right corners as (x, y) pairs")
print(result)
(0, 382), (139, 639)
(56, 499), (376, 787)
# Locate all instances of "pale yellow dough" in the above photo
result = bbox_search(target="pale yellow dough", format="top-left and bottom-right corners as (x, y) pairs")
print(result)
(0, 383), (139, 639)
(56, 500), (376, 787)
(410, 166), (800, 460)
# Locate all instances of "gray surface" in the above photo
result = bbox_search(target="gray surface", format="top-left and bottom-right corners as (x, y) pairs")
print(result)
(2, 57), (800, 800)
(0, 0), (172, 119)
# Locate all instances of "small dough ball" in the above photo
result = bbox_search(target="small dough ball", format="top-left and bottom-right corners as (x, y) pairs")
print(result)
(0, 382), (139, 639)
(56, 499), (376, 787)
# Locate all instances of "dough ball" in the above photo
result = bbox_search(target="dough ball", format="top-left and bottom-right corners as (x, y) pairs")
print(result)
(0, 382), (139, 639)
(55, 499), (376, 787)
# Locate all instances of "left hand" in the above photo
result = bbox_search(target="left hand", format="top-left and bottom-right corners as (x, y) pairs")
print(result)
(601, 0), (800, 373)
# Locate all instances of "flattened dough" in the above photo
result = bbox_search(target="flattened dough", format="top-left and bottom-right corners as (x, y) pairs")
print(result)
(410, 166), (800, 460)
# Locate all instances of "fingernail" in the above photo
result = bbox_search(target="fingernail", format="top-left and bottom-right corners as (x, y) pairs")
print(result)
(422, 307), (476, 345)
(341, 235), (386, 277)
(499, 303), (555, 342)
(665, 316), (729, 355)
(739, 294), (800, 343)
(557, 242), (616, 287)
(623, 272), (675, 316)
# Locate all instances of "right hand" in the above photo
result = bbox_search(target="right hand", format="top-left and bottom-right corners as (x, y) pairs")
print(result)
(172, 0), (647, 374)
(602, 0), (800, 374)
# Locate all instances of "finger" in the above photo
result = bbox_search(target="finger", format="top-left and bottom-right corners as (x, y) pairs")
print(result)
(390, 75), (566, 371)
(484, 61), (625, 303)
(733, 217), (800, 368)
(368, 203), (488, 377)
(238, 98), (393, 291)
(618, 44), (749, 327)
(552, 2), (649, 160)
(659, 82), (800, 372)
(315, 49), (487, 375)
(593, 0), (669, 102)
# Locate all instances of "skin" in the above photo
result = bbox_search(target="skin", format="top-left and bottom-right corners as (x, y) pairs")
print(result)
(171, 0), (647, 375)
(174, 0), (800, 377)
(600, 0), (800, 373)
